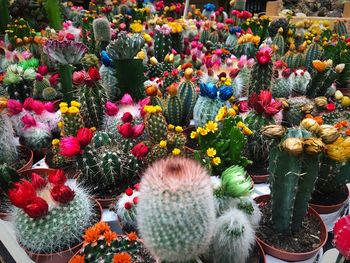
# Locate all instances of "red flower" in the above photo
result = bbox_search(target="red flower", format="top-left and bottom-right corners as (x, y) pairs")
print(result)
(49, 73), (59, 86)
(256, 47), (272, 65)
(35, 73), (43, 81)
(105, 101), (119, 116)
(125, 187), (133, 196)
(229, 68), (240, 78)
(30, 100), (45, 115)
(274, 60), (286, 69)
(88, 67), (101, 82)
(131, 142), (149, 159)
(8, 180), (36, 208)
(326, 103), (336, 111)
(7, 99), (22, 115)
(133, 196), (138, 204)
(37, 65), (48, 76)
(31, 173), (47, 190)
(65, 33), (75, 41)
(132, 123), (145, 139)
(121, 112), (133, 123)
(21, 114), (37, 128)
(23, 197), (49, 219)
(239, 100), (249, 113)
(23, 97), (34, 111)
(76, 128), (93, 147)
(48, 169), (67, 185)
(134, 183), (140, 191)
(249, 90), (282, 117)
(118, 122), (133, 138)
(282, 68), (291, 78)
(124, 202), (132, 209)
(72, 71), (86, 85)
(50, 185), (75, 204)
(333, 215), (350, 259)
(44, 102), (55, 113)
(59, 136), (81, 157)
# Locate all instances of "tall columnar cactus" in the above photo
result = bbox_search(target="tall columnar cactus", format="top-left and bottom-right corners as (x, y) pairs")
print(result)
(334, 21), (348, 36)
(272, 32), (286, 57)
(0, 0), (10, 33)
(43, 0), (63, 30)
(144, 106), (168, 142)
(267, 128), (321, 234)
(177, 69), (198, 125)
(165, 94), (183, 126)
(14, 181), (95, 254)
(235, 43), (257, 59)
(305, 42), (323, 72)
(154, 27), (172, 62)
(93, 17), (111, 54)
(136, 157), (216, 262)
(0, 109), (18, 165)
(249, 48), (273, 94)
(283, 53), (305, 69)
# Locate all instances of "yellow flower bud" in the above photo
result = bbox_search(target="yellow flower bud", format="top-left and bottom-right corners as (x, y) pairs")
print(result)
(172, 148), (181, 155)
(159, 140), (167, 148)
(52, 139), (60, 146)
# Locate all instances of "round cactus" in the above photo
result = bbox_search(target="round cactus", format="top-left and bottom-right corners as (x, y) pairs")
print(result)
(33, 78), (50, 99)
(22, 125), (52, 151)
(136, 157), (216, 262)
(42, 87), (58, 101)
(81, 53), (100, 69)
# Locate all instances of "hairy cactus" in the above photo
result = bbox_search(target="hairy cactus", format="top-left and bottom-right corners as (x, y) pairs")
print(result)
(100, 65), (118, 99)
(33, 77), (50, 99)
(0, 110), (18, 165)
(305, 42), (323, 73)
(289, 70), (311, 95)
(154, 27), (172, 62)
(268, 128), (321, 234)
(283, 96), (314, 126)
(136, 157), (216, 262)
(144, 107), (168, 143)
(14, 180), (95, 254)
(115, 185), (139, 231)
(93, 17), (111, 54)
(210, 208), (255, 263)
(42, 87), (58, 101)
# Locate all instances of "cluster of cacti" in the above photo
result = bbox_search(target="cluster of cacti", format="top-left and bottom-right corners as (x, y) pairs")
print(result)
(146, 56), (174, 80)
(0, 107), (18, 165)
(154, 25), (172, 62)
(333, 21), (348, 36)
(136, 157), (216, 262)
(107, 31), (145, 60)
(13, 177), (95, 254)
(290, 69), (311, 95)
(93, 17), (111, 55)
(59, 101), (84, 136)
(271, 76), (291, 98)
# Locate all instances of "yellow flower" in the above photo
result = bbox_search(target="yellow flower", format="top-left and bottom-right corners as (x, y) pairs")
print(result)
(68, 106), (79, 114)
(136, 50), (145, 60)
(57, 121), (63, 129)
(206, 148), (217, 157)
(217, 106), (227, 117)
(215, 113), (224, 122)
(237, 121), (245, 129)
(197, 127), (208, 136)
(71, 101), (81, 108)
(205, 121), (218, 133)
(168, 124), (175, 130)
(143, 33), (152, 43)
(212, 157), (221, 166)
(227, 108), (236, 116)
(175, 126), (183, 132)
(59, 102), (68, 108)
(326, 137), (350, 162)
(154, 105), (162, 112)
(160, 140), (167, 148)
(60, 107), (68, 114)
(190, 131), (199, 139)
(90, 127), (96, 132)
(130, 22), (143, 33)
(172, 148), (181, 155)
(52, 139), (60, 146)
(243, 126), (253, 136)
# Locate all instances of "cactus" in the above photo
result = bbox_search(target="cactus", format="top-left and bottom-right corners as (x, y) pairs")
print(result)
(32, 77), (50, 99)
(0, 165), (20, 192)
(14, 180), (95, 254)
(171, 32), (184, 53)
(209, 31), (219, 44)
(42, 87), (58, 101)
(43, 0), (62, 31)
(268, 128), (321, 234)
(0, 111), (18, 165)
(77, 81), (109, 128)
(249, 61), (273, 94)
(165, 95), (183, 126)
(306, 67), (338, 98)
(100, 65), (118, 99)
(115, 186), (139, 231)
(154, 30), (172, 62)
(334, 21), (348, 36)
(305, 42), (323, 72)
(178, 73), (198, 125)
(93, 17), (111, 54)
(283, 53), (305, 69)
(272, 32), (286, 56)
(225, 33), (238, 49)
(283, 96), (314, 126)
(22, 125), (52, 151)
(0, 0), (9, 33)
(81, 53), (100, 69)
(136, 157), (216, 262)
(145, 110), (167, 142)
(59, 101), (84, 137)
(289, 70), (311, 95)
(210, 208), (255, 263)
(271, 77), (291, 98)
(235, 43), (257, 59)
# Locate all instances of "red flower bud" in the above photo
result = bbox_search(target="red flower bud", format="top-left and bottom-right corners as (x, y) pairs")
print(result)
(131, 142), (149, 159)
(133, 196), (138, 204)
(76, 127), (93, 147)
(50, 185), (75, 204)
(48, 169), (67, 185)
(118, 122), (133, 138)
(31, 173), (47, 190)
(105, 101), (119, 116)
(326, 103), (336, 111)
(88, 67), (101, 82)
(134, 183), (140, 191)
(59, 136), (81, 158)
(125, 187), (133, 196)
(37, 65), (48, 76)
(121, 112), (133, 123)
(124, 202), (133, 209)
(8, 180), (36, 208)
(23, 197), (48, 219)
(132, 123), (145, 139)
(333, 214), (350, 259)
(49, 73), (59, 86)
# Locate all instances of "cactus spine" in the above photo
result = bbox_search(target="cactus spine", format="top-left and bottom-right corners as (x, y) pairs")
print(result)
(145, 109), (168, 142)
(271, 77), (291, 98)
(165, 95), (183, 126)
(0, 110), (18, 165)
(268, 128), (321, 234)
(33, 78), (50, 99)
(272, 32), (286, 56)
(154, 30), (172, 62)
(136, 157), (216, 262)
(249, 61), (273, 94)
(283, 53), (305, 69)
(334, 21), (348, 36)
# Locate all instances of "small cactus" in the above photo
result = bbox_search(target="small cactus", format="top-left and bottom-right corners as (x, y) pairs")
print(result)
(33, 77), (50, 99)
(144, 106), (168, 143)
(42, 87), (58, 101)
(81, 53), (100, 69)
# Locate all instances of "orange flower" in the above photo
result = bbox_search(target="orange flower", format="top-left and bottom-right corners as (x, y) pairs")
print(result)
(104, 230), (117, 245)
(127, 232), (138, 242)
(346, 129), (350, 136)
(340, 120), (349, 127)
(312, 60), (327, 72)
(305, 114), (314, 119)
(70, 255), (85, 263)
(113, 252), (132, 263)
(313, 116), (323, 125)
(83, 226), (101, 243)
(334, 123), (343, 129)
(95, 222), (111, 233)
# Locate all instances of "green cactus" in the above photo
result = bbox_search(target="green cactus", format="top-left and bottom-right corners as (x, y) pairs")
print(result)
(171, 32), (184, 53)
(43, 0), (62, 30)
(235, 43), (257, 59)
(145, 111), (167, 142)
(209, 31), (219, 44)
(42, 87), (58, 101)
(81, 53), (100, 69)
(147, 143), (168, 162)
(306, 67), (338, 98)
(249, 61), (273, 94)
(61, 104), (84, 137)
(271, 77), (292, 98)
(333, 21), (348, 36)
(305, 42), (323, 73)
(146, 62), (165, 79)
(0, 111), (18, 165)
(225, 34), (238, 48)
(289, 71), (311, 95)
(93, 17), (111, 54)
(33, 78), (50, 99)
(136, 157), (216, 262)
(154, 31), (172, 62)
(99, 65), (118, 99)
(268, 128), (320, 234)
(272, 32), (286, 56)
(0, 165), (20, 192)
(200, 29), (211, 45)
(164, 95), (182, 126)
(193, 95), (230, 127)
(107, 32), (145, 60)
(77, 81), (109, 128)
(178, 77), (197, 125)
(283, 96), (314, 126)
(14, 181), (95, 254)
(283, 53), (305, 69)
(0, 0), (9, 33)
(166, 131), (187, 149)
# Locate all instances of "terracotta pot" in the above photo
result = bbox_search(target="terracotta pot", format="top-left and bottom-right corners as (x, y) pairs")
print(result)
(250, 174), (269, 184)
(255, 194), (328, 262)
(256, 240), (266, 263)
(96, 196), (118, 209)
(44, 152), (78, 179)
(23, 198), (103, 263)
(309, 187), (350, 214)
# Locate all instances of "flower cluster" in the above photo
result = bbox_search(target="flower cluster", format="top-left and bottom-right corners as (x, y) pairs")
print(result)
(237, 34), (260, 45)
(72, 67), (101, 86)
(59, 127), (94, 158)
(248, 90), (282, 117)
(8, 170), (74, 219)
(256, 47), (272, 65)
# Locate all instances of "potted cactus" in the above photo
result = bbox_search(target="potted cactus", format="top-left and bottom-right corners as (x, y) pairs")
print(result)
(256, 125), (328, 261)
(7, 168), (102, 262)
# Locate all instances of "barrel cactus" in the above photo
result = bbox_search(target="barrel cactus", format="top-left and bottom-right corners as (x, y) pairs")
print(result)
(144, 106), (168, 143)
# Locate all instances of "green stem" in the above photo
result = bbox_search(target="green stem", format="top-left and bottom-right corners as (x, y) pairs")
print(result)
(0, 0), (10, 33)
(59, 64), (74, 103)
(44, 0), (62, 30)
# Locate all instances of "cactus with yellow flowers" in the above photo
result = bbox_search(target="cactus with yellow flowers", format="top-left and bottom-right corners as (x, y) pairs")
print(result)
(59, 101), (84, 136)
(144, 106), (168, 142)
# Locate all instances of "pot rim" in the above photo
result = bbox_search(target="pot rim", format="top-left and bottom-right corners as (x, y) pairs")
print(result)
(309, 186), (350, 209)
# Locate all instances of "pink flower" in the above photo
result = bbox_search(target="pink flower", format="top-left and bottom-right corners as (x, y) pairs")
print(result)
(105, 101), (119, 116)
(48, 169), (67, 185)
(23, 97), (34, 111)
(65, 33), (75, 41)
(31, 173), (47, 190)
(274, 60), (286, 69)
(36, 73), (43, 81)
(120, 93), (133, 105)
(256, 47), (272, 65)
(30, 100), (45, 115)
(23, 197), (49, 219)
(49, 73), (59, 86)
(22, 51), (32, 60)
(7, 99), (22, 115)
(72, 71), (86, 85)
(239, 100), (249, 112)
(21, 114), (37, 128)
(76, 127), (93, 147)
(44, 102), (55, 113)
(248, 90), (282, 117)
(37, 65), (48, 76)
(132, 123), (145, 139)
(59, 136), (81, 157)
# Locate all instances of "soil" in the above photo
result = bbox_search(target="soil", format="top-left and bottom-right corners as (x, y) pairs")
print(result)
(12, 147), (29, 170)
(310, 186), (348, 206)
(256, 201), (322, 253)
(247, 162), (269, 176)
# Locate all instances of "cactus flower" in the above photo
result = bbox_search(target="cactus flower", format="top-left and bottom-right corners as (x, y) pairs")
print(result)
(118, 122), (133, 138)
(76, 128), (93, 147)
(281, 138), (304, 156)
(105, 101), (119, 116)
(8, 180), (36, 208)
(50, 185), (75, 204)
(7, 99), (23, 115)
(31, 173), (47, 190)
(48, 169), (67, 185)
(23, 196), (49, 219)
(132, 123), (145, 139)
(221, 165), (252, 197)
(131, 142), (149, 159)
(256, 47), (272, 65)
(333, 215), (350, 260)
(59, 136), (81, 158)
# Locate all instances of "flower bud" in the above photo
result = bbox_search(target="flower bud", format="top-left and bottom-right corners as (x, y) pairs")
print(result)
(314, 96), (327, 108)
(319, 125), (340, 144)
(335, 63), (345, 74)
(335, 90), (344, 100)
(150, 57), (158, 65)
(281, 138), (304, 156)
(301, 103), (314, 113)
(260, 125), (286, 138)
(300, 118), (320, 133)
(303, 138), (325, 155)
